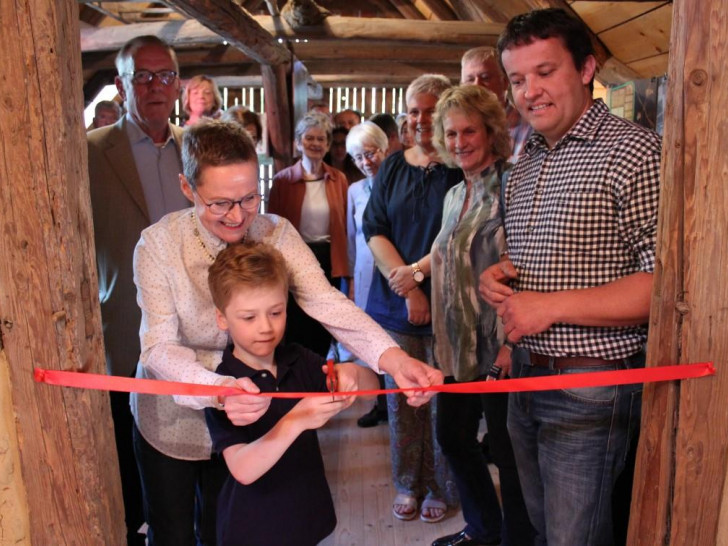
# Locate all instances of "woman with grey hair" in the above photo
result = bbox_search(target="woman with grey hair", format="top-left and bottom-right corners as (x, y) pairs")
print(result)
(183, 75), (222, 126)
(342, 122), (390, 427)
(363, 74), (461, 523)
(268, 111), (349, 356)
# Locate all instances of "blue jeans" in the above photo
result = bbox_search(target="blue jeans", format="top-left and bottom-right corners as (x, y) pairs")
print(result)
(507, 348), (643, 546)
(133, 423), (229, 546)
(437, 378), (534, 545)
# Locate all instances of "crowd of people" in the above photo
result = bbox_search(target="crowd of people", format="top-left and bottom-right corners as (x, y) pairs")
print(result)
(86, 7), (661, 546)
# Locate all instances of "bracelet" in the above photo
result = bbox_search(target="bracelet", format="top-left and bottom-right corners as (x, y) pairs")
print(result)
(503, 340), (515, 350)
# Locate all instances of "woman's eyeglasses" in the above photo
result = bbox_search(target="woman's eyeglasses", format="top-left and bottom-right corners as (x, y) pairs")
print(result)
(195, 192), (263, 215)
(352, 150), (381, 163)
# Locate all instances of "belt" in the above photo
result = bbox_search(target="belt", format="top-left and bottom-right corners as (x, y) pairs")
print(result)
(528, 351), (622, 370)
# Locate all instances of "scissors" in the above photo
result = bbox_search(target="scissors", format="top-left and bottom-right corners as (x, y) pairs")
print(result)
(325, 358), (338, 401)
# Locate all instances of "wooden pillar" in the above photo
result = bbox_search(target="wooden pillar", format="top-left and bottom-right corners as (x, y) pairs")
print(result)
(0, 0), (125, 543)
(262, 62), (294, 171)
(629, 0), (728, 543)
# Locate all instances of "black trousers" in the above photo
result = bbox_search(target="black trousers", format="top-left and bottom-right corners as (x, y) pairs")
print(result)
(284, 241), (340, 357)
(110, 387), (146, 545)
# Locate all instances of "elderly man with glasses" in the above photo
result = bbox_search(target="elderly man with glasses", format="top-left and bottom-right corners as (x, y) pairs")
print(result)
(87, 35), (190, 546)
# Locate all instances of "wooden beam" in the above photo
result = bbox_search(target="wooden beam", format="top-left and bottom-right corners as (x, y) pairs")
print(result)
(262, 63), (293, 170)
(165, 0), (292, 65)
(82, 40), (470, 73)
(303, 60), (461, 80)
(385, 0), (426, 20)
(0, 0), (125, 542)
(80, 16), (504, 52)
(413, 0), (458, 20)
(630, 0), (728, 543)
(368, 0), (404, 19)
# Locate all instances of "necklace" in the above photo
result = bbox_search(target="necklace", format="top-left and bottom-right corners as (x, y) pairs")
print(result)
(191, 212), (216, 262)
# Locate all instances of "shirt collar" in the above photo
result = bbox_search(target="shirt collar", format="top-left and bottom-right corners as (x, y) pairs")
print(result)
(220, 345), (299, 384)
(523, 98), (609, 155)
(125, 113), (175, 146)
(191, 210), (228, 255)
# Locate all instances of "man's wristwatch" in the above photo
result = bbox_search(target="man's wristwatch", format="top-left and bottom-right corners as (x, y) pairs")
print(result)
(411, 261), (425, 283)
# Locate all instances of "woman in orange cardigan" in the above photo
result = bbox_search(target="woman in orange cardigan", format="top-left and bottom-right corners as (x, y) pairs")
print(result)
(268, 110), (350, 356)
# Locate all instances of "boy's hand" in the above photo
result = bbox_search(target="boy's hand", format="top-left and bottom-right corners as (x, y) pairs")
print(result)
(221, 377), (271, 426)
(325, 362), (357, 394)
(324, 362), (379, 400)
(288, 396), (352, 432)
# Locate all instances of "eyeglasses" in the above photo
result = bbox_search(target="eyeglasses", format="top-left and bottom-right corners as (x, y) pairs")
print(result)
(124, 70), (178, 86)
(195, 192), (263, 215)
(352, 149), (381, 163)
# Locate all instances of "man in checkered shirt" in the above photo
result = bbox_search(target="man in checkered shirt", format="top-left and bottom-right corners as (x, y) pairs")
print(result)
(479, 9), (662, 546)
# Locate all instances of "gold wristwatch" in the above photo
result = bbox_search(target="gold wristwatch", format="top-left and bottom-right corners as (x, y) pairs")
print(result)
(411, 261), (425, 283)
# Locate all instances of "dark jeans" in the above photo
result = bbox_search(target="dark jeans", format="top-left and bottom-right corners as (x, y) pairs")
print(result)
(284, 241), (339, 357)
(437, 377), (534, 545)
(110, 390), (145, 546)
(132, 423), (228, 546)
(508, 347), (643, 546)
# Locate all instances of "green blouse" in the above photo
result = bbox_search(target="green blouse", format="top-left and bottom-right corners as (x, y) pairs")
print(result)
(430, 162), (509, 381)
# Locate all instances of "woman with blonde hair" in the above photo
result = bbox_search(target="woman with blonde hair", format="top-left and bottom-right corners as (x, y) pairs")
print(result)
(429, 84), (534, 546)
(182, 75), (222, 126)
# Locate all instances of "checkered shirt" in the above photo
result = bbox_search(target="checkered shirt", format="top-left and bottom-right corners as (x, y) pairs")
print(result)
(504, 99), (662, 359)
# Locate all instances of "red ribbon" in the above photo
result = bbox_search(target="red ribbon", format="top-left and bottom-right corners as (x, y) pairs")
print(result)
(34, 362), (715, 399)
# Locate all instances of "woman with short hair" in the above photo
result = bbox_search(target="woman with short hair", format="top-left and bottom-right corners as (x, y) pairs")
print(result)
(268, 111), (349, 356)
(363, 74), (461, 523)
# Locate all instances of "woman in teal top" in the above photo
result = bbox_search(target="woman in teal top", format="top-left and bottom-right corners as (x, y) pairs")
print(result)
(430, 85), (535, 546)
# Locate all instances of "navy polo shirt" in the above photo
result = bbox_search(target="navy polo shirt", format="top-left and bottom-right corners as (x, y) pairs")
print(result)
(205, 344), (336, 546)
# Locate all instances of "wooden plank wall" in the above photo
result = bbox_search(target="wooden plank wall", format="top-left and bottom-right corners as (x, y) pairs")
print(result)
(629, 0), (728, 543)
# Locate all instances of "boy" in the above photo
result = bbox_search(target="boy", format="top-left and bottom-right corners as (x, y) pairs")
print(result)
(204, 241), (378, 546)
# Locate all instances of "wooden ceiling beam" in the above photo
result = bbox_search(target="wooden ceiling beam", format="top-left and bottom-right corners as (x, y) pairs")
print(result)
(165, 0), (292, 65)
(82, 40), (471, 74)
(367, 0), (404, 19)
(448, 0), (490, 22)
(415, 0), (458, 20)
(80, 16), (504, 52)
(385, 0), (426, 20)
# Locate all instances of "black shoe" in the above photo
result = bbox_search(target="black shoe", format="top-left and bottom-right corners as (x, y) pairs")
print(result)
(357, 405), (387, 428)
(431, 530), (500, 546)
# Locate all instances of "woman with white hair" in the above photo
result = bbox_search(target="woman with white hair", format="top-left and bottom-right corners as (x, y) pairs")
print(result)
(268, 111), (349, 356)
(342, 122), (390, 427)
(363, 74), (461, 523)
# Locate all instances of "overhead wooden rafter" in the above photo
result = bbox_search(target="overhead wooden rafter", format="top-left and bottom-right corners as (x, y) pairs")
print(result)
(79, 0), (664, 89)
(80, 16), (504, 51)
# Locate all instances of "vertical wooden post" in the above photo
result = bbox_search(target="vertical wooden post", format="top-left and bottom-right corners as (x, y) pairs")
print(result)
(0, 0), (125, 543)
(262, 62), (294, 171)
(629, 0), (728, 543)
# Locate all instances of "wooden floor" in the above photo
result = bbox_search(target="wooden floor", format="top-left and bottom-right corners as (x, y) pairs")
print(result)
(318, 398), (468, 546)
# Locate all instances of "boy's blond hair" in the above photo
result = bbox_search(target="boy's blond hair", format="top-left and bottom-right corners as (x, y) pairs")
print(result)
(208, 242), (289, 311)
